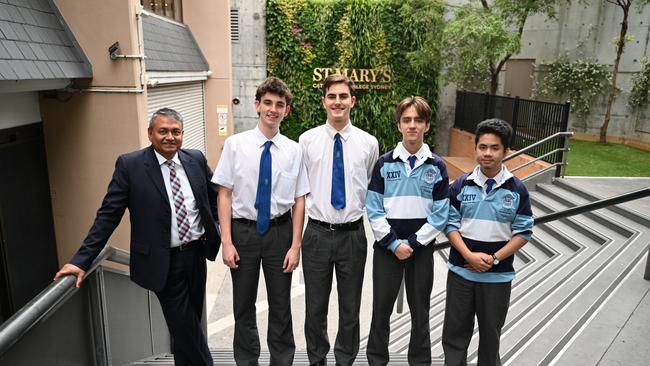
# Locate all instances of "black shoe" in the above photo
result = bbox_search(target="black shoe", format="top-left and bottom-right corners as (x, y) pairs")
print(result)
(309, 360), (326, 366)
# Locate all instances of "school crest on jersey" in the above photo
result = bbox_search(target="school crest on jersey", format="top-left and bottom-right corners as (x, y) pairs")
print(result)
(502, 194), (514, 208)
(423, 168), (436, 184)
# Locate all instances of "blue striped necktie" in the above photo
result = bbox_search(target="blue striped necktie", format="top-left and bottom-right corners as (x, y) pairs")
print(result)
(331, 133), (346, 209)
(255, 141), (273, 235)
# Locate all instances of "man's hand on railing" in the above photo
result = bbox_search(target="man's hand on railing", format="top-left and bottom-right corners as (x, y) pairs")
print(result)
(54, 264), (86, 288)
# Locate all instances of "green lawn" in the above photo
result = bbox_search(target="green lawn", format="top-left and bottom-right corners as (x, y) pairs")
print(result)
(565, 139), (650, 177)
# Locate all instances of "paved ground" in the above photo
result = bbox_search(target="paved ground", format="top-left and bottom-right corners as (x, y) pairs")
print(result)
(204, 176), (650, 363)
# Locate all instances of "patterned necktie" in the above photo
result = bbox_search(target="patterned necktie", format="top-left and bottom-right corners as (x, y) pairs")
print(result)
(165, 161), (191, 243)
(485, 178), (496, 194)
(331, 133), (346, 210)
(255, 141), (273, 235)
(408, 155), (417, 169)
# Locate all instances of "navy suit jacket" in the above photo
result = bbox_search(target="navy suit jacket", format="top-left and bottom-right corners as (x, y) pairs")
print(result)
(70, 146), (220, 292)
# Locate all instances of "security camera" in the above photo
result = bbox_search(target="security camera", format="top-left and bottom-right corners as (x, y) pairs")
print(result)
(232, 97), (240, 105)
(108, 42), (120, 60)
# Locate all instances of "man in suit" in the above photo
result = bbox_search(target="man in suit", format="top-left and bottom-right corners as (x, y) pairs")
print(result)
(54, 107), (220, 366)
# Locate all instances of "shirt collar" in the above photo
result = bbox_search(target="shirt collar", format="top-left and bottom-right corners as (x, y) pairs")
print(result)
(392, 142), (432, 163)
(467, 164), (513, 188)
(253, 125), (282, 148)
(325, 121), (352, 141)
(154, 149), (180, 166)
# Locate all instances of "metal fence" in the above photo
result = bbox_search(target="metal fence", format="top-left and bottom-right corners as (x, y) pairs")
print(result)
(454, 91), (570, 164)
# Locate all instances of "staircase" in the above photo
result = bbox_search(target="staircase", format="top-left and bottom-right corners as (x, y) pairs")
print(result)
(356, 177), (650, 366)
(133, 178), (650, 366)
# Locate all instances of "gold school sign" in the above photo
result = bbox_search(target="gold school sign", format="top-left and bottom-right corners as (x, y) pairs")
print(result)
(312, 67), (392, 90)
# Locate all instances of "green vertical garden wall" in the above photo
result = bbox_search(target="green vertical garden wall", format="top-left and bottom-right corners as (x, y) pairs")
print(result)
(266, 0), (445, 152)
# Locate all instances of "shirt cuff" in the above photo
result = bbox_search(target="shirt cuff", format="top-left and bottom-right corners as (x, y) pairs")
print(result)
(387, 239), (401, 253)
(408, 234), (425, 249)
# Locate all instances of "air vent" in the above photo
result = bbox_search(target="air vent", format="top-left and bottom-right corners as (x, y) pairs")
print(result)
(230, 8), (240, 43)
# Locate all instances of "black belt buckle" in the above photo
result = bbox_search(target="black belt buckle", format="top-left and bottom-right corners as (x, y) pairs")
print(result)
(175, 237), (204, 252)
(310, 217), (361, 231)
(178, 241), (193, 251)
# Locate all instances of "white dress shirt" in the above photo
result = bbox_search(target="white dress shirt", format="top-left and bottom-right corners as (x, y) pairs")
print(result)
(212, 126), (310, 220)
(155, 150), (205, 247)
(392, 142), (432, 176)
(470, 165), (509, 195)
(299, 121), (379, 224)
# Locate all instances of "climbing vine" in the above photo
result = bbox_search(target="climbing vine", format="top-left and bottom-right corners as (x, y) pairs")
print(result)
(266, 0), (445, 152)
(537, 58), (610, 118)
(629, 58), (650, 110)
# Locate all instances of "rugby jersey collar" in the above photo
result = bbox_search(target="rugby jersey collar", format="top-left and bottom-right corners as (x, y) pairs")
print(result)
(467, 164), (513, 189)
(325, 120), (352, 141)
(392, 142), (432, 165)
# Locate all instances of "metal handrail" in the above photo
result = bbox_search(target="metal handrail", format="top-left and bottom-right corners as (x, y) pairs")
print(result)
(521, 163), (563, 182)
(503, 131), (574, 163)
(432, 187), (650, 252)
(0, 245), (130, 356)
(510, 148), (568, 173)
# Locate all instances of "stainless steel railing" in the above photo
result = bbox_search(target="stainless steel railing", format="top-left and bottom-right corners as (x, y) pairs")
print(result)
(0, 245), (129, 356)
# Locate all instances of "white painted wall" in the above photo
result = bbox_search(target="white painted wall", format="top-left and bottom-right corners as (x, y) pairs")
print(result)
(0, 92), (42, 129)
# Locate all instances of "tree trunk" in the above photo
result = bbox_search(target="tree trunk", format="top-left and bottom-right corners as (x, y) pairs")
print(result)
(490, 71), (499, 95)
(600, 1), (630, 144)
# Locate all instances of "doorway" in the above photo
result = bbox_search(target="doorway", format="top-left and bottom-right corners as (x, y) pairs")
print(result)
(0, 122), (58, 323)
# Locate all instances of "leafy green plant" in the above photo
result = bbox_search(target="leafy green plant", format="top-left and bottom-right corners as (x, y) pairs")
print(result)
(266, 0), (445, 153)
(629, 58), (650, 109)
(537, 59), (610, 118)
(441, 0), (569, 95)
(598, 0), (650, 143)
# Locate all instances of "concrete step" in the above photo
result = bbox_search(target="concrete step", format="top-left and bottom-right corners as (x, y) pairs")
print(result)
(552, 179), (650, 228)
(530, 190), (633, 242)
(550, 252), (650, 366)
(504, 234), (649, 365)
(132, 349), (440, 365)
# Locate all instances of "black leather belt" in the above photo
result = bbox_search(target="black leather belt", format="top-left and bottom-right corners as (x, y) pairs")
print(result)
(233, 211), (291, 226)
(170, 237), (204, 253)
(308, 217), (363, 231)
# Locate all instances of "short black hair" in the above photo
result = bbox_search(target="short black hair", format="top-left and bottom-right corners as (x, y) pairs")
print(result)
(474, 118), (513, 149)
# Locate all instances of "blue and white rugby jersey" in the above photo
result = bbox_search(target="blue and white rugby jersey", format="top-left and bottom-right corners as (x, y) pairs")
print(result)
(366, 143), (450, 252)
(445, 165), (534, 282)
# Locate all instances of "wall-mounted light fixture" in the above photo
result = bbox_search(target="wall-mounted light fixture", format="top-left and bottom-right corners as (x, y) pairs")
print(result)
(108, 42), (146, 60)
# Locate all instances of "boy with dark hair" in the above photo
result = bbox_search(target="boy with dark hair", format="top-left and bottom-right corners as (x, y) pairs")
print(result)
(366, 96), (449, 365)
(442, 118), (534, 366)
(214, 77), (309, 365)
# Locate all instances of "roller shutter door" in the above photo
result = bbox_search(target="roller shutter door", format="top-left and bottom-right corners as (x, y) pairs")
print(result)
(147, 82), (206, 154)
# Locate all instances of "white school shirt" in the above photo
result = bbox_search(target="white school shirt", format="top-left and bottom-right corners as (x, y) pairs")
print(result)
(212, 126), (309, 220)
(299, 121), (379, 224)
(155, 150), (205, 247)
